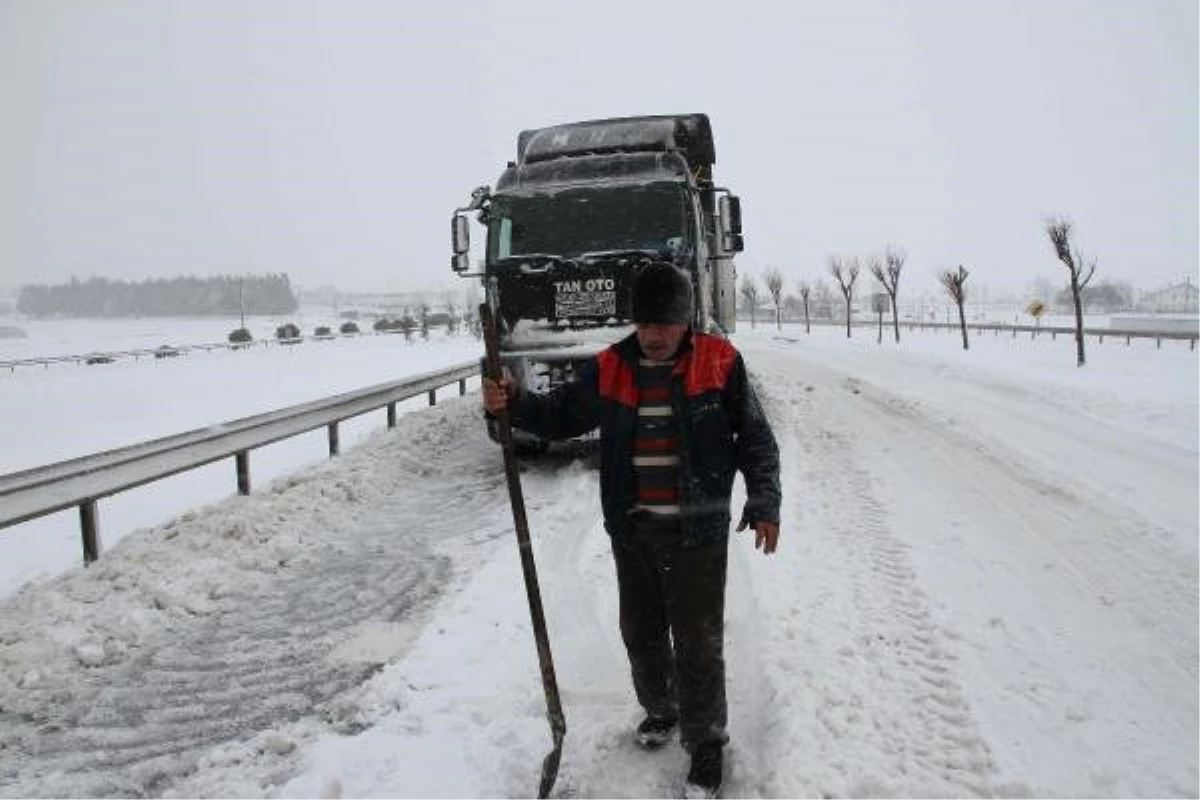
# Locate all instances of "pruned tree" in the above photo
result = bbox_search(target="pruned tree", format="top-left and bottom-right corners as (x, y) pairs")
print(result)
(418, 303), (431, 341)
(799, 281), (812, 334)
(829, 256), (860, 338)
(740, 274), (760, 329)
(871, 290), (887, 344)
(763, 267), (785, 330)
(939, 265), (970, 351)
(869, 246), (905, 343)
(398, 314), (416, 342)
(1045, 216), (1098, 366)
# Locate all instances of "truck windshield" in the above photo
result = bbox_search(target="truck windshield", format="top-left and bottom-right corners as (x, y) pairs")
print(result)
(487, 183), (690, 262)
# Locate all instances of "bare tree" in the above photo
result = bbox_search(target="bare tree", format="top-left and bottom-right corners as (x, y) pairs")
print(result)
(799, 281), (812, 334)
(829, 256), (860, 338)
(869, 246), (905, 343)
(764, 267), (785, 330)
(418, 302), (431, 341)
(939, 266), (970, 350)
(1045, 216), (1098, 367)
(739, 274), (760, 329)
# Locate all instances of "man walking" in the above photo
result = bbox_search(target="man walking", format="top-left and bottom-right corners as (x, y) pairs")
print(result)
(482, 261), (781, 798)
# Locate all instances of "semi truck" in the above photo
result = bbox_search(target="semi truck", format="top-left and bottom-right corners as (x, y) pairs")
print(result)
(450, 113), (744, 447)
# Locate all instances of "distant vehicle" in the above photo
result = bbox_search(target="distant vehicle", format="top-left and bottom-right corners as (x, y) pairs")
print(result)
(450, 113), (744, 446)
(85, 353), (115, 365)
(275, 323), (301, 342)
(227, 328), (253, 346)
(154, 345), (182, 359)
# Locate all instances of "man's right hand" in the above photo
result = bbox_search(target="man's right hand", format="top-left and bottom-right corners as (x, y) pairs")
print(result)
(482, 375), (517, 414)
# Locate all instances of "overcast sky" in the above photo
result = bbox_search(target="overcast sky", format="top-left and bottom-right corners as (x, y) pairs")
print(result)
(0, 0), (1195, 298)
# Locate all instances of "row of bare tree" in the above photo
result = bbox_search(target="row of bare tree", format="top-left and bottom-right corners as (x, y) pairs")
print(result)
(739, 216), (1098, 366)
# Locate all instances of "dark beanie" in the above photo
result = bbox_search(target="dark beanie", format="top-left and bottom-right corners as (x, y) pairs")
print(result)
(632, 261), (693, 325)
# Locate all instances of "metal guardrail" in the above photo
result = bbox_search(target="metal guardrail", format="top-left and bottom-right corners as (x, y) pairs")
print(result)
(903, 320), (1197, 348)
(0, 329), (429, 372)
(0, 360), (480, 564)
(772, 318), (1198, 349)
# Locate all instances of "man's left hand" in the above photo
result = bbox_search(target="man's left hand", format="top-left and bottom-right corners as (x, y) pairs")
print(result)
(737, 518), (779, 555)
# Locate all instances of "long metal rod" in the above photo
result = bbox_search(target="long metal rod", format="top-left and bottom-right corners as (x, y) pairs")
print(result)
(480, 303), (565, 799)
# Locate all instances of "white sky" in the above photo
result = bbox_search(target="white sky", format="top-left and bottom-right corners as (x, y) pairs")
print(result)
(0, 0), (1195, 297)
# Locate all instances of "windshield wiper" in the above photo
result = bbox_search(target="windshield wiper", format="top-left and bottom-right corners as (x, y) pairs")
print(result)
(494, 253), (569, 264)
(576, 248), (664, 262)
(493, 254), (575, 273)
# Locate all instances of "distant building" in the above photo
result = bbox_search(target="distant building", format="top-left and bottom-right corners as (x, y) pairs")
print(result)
(1137, 280), (1199, 313)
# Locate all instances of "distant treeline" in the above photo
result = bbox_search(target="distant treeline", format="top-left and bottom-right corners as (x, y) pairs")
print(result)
(16, 274), (298, 317)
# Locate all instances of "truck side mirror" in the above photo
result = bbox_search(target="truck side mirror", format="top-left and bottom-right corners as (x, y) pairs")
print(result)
(718, 195), (744, 253)
(452, 214), (470, 255)
(451, 214), (471, 273)
(719, 195), (742, 234)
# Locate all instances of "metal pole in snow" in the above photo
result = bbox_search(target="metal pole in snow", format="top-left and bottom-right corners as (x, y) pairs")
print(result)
(479, 303), (566, 798)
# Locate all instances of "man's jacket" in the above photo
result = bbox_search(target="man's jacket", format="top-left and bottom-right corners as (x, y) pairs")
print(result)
(509, 330), (781, 546)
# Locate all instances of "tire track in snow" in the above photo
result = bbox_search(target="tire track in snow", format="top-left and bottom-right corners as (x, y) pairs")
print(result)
(745, 357), (997, 798)
(0, 399), (514, 798)
(835, 368), (1198, 795)
(861, 372), (1197, 684)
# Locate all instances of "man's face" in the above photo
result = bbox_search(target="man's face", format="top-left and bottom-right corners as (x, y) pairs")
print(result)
(635, 323), (688, 361)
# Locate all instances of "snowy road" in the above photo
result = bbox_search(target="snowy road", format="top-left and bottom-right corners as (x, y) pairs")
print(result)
(743, 337), (1196, 797)
(0, 329), (1195, 797)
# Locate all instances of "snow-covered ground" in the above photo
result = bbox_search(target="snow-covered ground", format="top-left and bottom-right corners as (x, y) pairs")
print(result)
(0, 319), (1196, 798)
(0, 316), (484, 594)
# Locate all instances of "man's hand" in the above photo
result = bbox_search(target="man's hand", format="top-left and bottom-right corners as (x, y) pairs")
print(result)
(481, 374), (517, 414)
(737, 518), (779, 555)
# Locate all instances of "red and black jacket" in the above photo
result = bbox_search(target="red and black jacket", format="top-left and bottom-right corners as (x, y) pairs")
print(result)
(510, 330), (781, 546)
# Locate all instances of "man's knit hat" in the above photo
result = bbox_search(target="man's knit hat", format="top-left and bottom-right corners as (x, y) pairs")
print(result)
(632, 261), (694, 325)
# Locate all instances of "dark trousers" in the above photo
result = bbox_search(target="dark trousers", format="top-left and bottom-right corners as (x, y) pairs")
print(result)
(611, 520), (729, 752)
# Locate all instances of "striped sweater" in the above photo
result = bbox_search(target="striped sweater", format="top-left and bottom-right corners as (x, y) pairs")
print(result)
(633, 357), (680, 518)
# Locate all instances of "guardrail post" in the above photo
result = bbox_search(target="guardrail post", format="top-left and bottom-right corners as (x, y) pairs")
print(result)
(236, 450), (251, 495)
(428, 389), (437, 406)
(459, 379), (467, 396)
(328, 422), (340, 456)
(80, 499), (100, 565)
(387, 402), (397, 428)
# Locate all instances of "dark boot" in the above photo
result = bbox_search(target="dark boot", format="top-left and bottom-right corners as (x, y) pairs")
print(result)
(635, 714), (677, 749)
(684, 743), (723, 799)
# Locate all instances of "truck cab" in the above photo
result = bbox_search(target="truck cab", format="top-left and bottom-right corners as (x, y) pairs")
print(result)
(451, 114), (744, 446)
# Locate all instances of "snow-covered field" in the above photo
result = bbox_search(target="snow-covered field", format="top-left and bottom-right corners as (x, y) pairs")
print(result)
(0, 318), (1196, 798)
(0, 316), (483, 594)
